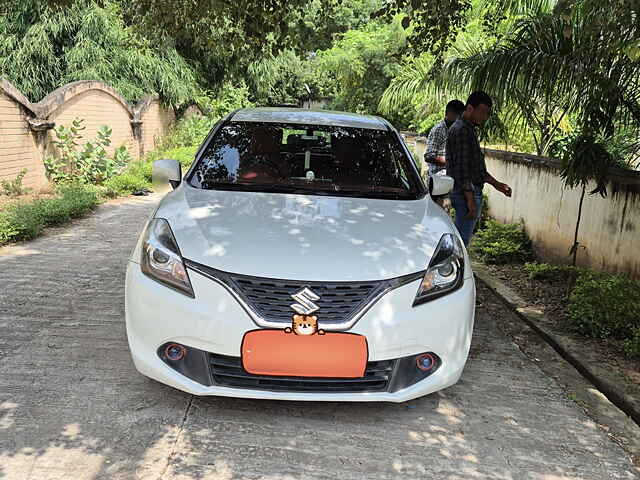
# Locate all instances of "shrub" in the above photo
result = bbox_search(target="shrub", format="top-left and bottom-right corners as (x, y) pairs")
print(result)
(0, 184), (98, 245)
(159, 116), (214, 151)
(204, 82), (254, 119)
(471, 220), (533, 264)
(44, 118), (130, 185)
(101, 173), (150, 198)
(157, 146), (198, 170)
(524, 262), (577, 281)
(567, 270), (640, 344)
(125, 160), (153, 183)
(1, 169), (31, 196)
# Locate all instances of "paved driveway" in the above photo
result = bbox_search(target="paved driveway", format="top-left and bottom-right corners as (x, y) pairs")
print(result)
(0, 195), (637, 479)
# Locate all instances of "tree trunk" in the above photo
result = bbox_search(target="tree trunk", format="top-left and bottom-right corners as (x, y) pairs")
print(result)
(571, 184), (587, 266)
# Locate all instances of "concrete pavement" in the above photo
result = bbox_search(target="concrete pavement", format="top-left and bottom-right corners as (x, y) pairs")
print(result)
(0, 194), (637, 479)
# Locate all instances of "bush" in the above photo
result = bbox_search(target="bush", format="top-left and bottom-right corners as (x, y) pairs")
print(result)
(125, 160), (153, 183)
(44, 118), (131, 184)
(161, 115), (214, 150)
(524, 262), (577, 281)
(567, 271), (640, 345)
(101, 173), (150, 198)
(0, 184), (99, 245)
(161, 147), (198, 170)
(471, 220), (533, 264)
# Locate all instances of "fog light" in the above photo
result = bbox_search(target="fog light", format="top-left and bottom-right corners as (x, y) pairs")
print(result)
(157, 342), (211, 386)
(165, 343), (186, 361)
(416, 353), (436, 371)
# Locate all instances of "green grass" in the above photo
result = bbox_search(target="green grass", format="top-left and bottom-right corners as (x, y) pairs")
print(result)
(0, 184), (99, 245)
(523, 262), (577, 281)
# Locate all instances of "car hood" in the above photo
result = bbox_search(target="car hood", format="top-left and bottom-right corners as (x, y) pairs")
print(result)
(155, 185), (455, 282)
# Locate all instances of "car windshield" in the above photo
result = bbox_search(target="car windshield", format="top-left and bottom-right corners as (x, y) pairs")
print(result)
(188, 121), (423, 200)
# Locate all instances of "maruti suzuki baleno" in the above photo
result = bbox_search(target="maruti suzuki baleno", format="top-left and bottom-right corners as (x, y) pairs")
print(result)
(125, 107), (475, 402)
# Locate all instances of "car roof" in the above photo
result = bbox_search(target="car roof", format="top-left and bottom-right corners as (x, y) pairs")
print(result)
(231, 107), (389, 131)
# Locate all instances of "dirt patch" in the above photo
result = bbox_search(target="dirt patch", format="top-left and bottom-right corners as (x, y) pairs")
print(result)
(482, 262), (640, 396)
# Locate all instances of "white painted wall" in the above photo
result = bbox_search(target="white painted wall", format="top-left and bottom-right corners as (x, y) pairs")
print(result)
(483, 150), (640, 279)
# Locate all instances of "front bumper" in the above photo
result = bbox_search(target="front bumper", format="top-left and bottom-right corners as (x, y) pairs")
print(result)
(125, 262), (475, 402)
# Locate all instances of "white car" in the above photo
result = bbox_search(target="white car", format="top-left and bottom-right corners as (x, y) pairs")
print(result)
(125, 108), (475, 402)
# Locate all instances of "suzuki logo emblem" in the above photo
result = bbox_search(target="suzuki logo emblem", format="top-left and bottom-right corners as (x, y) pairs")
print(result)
(290, 287), (320, 315)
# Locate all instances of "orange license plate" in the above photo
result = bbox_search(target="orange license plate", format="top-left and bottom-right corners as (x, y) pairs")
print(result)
(241, 329), (368, 378)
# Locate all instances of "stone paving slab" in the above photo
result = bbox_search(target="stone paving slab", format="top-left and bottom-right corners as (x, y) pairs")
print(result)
(0, 194), (637, 479)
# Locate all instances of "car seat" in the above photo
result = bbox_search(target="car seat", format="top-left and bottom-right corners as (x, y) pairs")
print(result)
(238, 126), (286, 182)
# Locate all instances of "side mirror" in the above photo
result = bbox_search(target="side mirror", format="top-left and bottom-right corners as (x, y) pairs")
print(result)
(429, 175), (454, 196)
(153, 159), (182, 190)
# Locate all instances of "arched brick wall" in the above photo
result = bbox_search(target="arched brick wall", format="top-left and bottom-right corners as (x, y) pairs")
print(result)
(44, 84), (136, 159)
(0, 79), (180, 189)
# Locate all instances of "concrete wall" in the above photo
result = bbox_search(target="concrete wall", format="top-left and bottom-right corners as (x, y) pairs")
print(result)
(484, 150), (640, 279)
(0, 79), (181, 189)
(400, 131), (639, 278)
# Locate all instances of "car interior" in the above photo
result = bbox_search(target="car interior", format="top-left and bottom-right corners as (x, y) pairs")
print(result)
(235, 125), (405, 191)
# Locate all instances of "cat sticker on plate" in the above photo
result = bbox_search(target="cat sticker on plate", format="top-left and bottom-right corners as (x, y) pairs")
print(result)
(241, 313), (368, 378)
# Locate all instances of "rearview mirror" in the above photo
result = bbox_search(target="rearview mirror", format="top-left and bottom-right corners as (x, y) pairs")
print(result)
(153, 159), (182, 190)
(429, 175), (454, 196)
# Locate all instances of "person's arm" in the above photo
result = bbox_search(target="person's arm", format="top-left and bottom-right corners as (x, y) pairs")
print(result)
(485, 172), (512, 197)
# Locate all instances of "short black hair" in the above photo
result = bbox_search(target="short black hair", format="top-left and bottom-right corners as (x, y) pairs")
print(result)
(445, 99), (465, 115)
(466, 91), (493, 109)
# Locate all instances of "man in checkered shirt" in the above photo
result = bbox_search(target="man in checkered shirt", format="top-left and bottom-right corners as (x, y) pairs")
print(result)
(446, 91), (512, 246)
(424, 100), (465, 177)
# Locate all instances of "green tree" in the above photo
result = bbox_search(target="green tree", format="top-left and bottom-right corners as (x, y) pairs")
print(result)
(316, 18), (408, 119)
(0, 0), (200, 105)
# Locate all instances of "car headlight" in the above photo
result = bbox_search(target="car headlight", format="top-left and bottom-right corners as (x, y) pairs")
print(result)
(413, 233), (464, 306)
(140, 218), (194, 297)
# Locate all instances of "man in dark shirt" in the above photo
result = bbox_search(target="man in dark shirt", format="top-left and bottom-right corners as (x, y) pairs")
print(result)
(446, 91), (512, 245)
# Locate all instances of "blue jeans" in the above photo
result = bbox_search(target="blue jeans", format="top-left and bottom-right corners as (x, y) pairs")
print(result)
(450, 185), (483, 246)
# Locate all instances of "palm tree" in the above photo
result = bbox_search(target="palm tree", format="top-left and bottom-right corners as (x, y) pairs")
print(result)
(382, 0), (640, 265)
(381, 0), (640, 157)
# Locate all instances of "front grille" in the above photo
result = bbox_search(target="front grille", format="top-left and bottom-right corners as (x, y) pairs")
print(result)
(184, 259), (423, 328)
(210, 354), (395, 393)
(227, 276), (383, 325)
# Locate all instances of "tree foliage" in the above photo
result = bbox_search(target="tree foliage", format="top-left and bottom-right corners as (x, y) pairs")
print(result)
(0, 0), (200, 105)
(316, 18), (408, 118)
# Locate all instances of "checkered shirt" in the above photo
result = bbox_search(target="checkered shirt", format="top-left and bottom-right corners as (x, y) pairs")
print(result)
(445, 118), (488, 190)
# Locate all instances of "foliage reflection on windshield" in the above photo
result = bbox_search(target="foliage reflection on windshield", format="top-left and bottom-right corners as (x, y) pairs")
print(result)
(189, 121), (422, 199)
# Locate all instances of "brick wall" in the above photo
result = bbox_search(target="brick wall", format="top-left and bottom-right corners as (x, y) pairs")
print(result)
(139, 98), (176, 157)
(0, 92), (46, 188)
(0, 79), (184, 189)
(48, 89), (136, 158)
